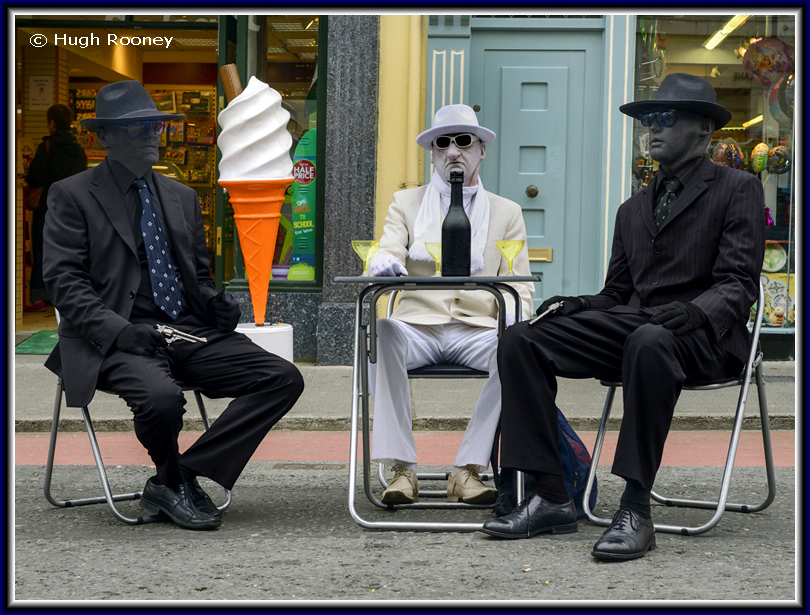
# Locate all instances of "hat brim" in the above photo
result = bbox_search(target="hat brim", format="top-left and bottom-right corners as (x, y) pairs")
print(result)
(619, 100), (731, 130)
(81, 109), (185, 131)
(416, 124), (496, 149)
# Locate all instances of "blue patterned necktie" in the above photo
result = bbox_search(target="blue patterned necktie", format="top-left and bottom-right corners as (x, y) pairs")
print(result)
(654, 177), (681, 229)
(133, 179), (183, 319)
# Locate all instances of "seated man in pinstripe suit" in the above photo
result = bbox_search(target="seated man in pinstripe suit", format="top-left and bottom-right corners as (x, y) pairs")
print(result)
(481, 74), (765, 560)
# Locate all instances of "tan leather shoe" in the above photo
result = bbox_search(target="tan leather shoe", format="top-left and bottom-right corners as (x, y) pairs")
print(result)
(447, 465), (498, 503)
(381, 465), (419, 504)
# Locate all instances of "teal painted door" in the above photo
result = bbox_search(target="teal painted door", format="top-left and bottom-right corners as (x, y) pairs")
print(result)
(469, 30), (604, 307)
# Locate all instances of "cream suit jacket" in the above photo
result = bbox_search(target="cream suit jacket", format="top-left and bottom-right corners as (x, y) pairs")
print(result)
(372, 185), (535, 328)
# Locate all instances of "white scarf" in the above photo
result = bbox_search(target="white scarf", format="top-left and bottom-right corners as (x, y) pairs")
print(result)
(409, 170), (489, 273)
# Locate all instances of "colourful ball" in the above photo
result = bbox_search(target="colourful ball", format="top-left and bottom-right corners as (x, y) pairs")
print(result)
(768, 146), (791, 175)
(751, 143), (769, 172)
(710, 143), (729, 166)
(725, 144), (745, 169)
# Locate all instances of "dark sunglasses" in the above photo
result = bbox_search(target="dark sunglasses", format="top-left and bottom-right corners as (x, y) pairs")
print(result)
(108, 120), (166, 140)
(433, 133), (480, 149)
(639, 110), (678, 128)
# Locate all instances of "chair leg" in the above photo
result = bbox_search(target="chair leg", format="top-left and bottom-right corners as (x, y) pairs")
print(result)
(191, 390), (231, 513)
(43, 379), (158, 524)
(649, 362), (777, 520)
(582, 385), (617, 528)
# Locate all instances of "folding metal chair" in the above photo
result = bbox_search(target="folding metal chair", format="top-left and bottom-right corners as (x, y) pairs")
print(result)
(44, 311), (232, 525)
(338, 275), (538, 531)
(581, 283), (776, 535)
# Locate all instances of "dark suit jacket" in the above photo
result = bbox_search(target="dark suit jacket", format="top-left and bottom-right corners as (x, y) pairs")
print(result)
(587, 157), (765, 364)
(42, 159), (219, 407)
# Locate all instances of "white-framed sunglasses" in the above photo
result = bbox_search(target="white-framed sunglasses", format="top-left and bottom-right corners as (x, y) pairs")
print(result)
(433, 133), (480, 150)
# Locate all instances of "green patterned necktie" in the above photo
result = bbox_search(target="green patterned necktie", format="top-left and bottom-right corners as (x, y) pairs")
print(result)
(654, 177), (681, 229)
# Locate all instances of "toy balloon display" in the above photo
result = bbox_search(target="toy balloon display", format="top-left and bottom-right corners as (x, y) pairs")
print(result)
(710, 142), (729, 166)
(725, 144), (745, 170)
(768, 74), (794, 128)
(751, 142), (769, 173)
(743, 37), (794, 88)
(767, 146), (790, 175)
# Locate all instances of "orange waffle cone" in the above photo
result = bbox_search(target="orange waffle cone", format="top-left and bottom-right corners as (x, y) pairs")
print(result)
(219, 178), (294, 325)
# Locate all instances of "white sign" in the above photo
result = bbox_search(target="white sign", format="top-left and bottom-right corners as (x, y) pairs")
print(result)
(29, 76), (53, 111)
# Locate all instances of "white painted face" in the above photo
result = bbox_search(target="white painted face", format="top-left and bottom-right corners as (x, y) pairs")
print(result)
(431, 133), (486, 186)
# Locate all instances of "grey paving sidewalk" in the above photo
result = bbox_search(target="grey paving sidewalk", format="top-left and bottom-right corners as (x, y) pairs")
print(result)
(14, 356), (795, 432)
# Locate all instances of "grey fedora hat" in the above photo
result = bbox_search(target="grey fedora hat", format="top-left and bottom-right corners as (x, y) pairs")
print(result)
(80, 80), (184, 131)
(620, 73), (732, 129)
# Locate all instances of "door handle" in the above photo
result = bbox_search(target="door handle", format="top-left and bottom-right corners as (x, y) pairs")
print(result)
(525, 185), (539, 198)
(528, 248), (552, 262)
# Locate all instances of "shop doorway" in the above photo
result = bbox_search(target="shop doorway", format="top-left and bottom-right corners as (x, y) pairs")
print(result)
(469, 28), (605, 305)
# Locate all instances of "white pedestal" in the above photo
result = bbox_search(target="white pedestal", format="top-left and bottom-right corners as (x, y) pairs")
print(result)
(236, 322), (294, 363)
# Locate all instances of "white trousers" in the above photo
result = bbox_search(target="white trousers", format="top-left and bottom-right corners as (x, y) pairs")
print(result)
(369, 319), (501, 472)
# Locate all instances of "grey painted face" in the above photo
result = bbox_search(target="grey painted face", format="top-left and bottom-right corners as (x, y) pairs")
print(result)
(648, 110), (713, 174)
(431, 134), (486, 186)
(95, 123), (161, 178)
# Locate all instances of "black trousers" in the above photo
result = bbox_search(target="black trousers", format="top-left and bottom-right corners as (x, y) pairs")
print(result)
(97, 316), (304, 490)
(497, 310), (740, 491)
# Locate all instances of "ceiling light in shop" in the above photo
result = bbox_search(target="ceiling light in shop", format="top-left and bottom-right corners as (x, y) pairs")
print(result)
(272, 22), (304, 31)
(174, 38), (217, 47)
(283, 39), (317, 47)
(267, 47), (287, 54)
(742, 115), (763, 128)
(298, 53), (317, 60)
(703, 15), (751, 50)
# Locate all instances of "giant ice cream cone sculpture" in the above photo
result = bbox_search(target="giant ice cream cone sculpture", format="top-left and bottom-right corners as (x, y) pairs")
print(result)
(218, 65), (294, 325)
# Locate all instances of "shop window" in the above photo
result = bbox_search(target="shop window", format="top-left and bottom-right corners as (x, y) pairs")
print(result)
(234, 14), (320, 285)
(630, 15), (795, 333)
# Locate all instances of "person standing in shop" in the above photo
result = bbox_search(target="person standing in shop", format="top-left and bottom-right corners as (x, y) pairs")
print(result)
(25, 104), (87, 309)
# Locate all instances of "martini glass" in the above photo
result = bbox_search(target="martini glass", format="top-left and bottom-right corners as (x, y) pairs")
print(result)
(424, 242), (442, 277)
(351, 240), (380, 277)
(496, 240), (525, 276)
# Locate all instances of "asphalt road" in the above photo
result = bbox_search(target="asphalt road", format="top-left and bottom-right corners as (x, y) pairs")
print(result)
(13, 463), (796, 605)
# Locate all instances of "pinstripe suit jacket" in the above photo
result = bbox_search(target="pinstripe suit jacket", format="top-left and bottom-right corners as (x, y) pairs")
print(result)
(587, 157), (765, 364)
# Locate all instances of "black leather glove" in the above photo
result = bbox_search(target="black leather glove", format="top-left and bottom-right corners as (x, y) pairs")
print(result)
(114, 324), (168, 356)
(209, 291), (241, 333)
(650, 301), (707, 335)
(535, 295), (590, 318)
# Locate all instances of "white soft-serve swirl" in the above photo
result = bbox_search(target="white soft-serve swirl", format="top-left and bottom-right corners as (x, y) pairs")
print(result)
(217, 76), (294, 181)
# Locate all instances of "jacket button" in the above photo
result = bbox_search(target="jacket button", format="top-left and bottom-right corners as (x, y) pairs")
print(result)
(129, 291), (135, 299)
(654, 246), (663, 255)
(454, 298), (461, 304)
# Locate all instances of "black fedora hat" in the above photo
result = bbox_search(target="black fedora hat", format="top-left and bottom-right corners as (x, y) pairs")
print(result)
(80, 80), (184, 131)
(620, 73), (732, 129)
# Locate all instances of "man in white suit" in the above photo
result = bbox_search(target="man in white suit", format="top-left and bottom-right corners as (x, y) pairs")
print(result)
(368, 104), (534, 504)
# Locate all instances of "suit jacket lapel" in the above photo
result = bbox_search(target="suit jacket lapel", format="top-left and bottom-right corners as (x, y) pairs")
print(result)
(90, 161), (138, 257)
(657, 158), (714, 232)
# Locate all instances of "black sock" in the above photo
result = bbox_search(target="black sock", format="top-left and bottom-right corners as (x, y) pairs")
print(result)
(620, 478), (651, 519)
(530, 471), (570, 504)
(179, 464), (197, 484)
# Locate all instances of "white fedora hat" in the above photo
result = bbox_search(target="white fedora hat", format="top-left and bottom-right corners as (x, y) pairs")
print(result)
(416, 104), (496, 149)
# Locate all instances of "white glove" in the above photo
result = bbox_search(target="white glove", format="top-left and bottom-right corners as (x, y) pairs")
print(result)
(370, 254), (408, 277)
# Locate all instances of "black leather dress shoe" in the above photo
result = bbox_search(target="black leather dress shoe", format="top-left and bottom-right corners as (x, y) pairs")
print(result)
(185, 478), (222, 519)
(481, 493), (577, 539)
(591, 508), (656, 560)
(140, 478), (221, 530)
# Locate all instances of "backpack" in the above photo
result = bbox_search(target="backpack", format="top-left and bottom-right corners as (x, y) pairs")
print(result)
(556, 408), (598, 519)
(493, 409), (598, 519)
